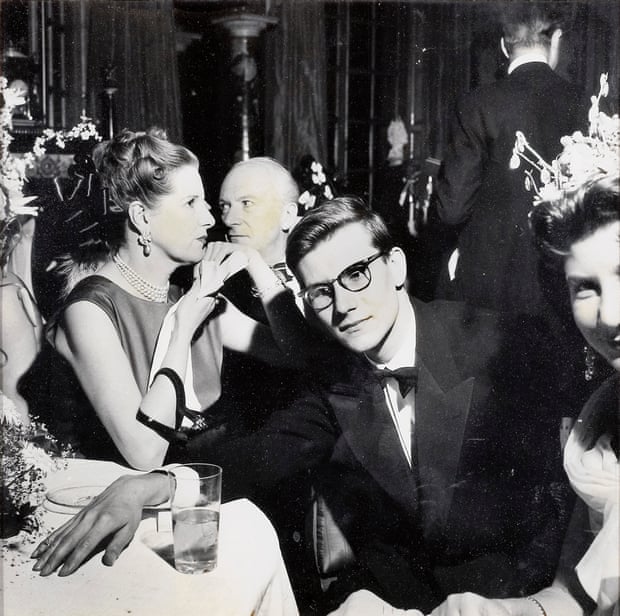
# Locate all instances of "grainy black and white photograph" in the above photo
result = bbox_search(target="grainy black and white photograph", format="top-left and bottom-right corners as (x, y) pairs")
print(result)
(1, 1), (618, 615)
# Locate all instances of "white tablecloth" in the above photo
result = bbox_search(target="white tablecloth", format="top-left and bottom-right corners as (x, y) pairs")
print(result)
(1, 459), (299, 616)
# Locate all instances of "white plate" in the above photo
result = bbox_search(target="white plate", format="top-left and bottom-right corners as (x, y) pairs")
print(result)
(46, 485), (107, 509)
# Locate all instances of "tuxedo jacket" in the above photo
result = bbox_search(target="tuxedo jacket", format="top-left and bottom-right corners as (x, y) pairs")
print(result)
(436, 63), (587, 316)
(212, 297), (573, 612)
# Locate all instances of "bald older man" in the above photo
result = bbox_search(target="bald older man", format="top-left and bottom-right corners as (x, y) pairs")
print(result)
(208, 157), (313, 599)
(210, 158), (306, 431)
(219, 157), (300, 273)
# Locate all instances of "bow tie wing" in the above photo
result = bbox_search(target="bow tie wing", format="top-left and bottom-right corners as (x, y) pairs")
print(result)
(373, 367), (418, 397)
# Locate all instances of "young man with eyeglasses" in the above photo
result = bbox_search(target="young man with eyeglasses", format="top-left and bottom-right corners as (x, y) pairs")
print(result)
(32, 198), (572, 615)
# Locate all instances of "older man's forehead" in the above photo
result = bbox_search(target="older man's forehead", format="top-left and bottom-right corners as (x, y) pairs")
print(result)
(221, 165), (277, 199)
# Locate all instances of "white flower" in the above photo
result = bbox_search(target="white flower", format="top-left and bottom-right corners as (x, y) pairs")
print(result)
(1, 392), (23, 425)
(2, 88), (26, 109)
(22, 442), (55, 474)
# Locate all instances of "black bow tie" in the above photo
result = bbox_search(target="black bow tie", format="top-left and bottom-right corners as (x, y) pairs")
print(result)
(372, 366), (419, 397)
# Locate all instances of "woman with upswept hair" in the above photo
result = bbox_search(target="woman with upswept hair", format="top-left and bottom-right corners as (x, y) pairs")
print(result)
(44, 127), (297, 470)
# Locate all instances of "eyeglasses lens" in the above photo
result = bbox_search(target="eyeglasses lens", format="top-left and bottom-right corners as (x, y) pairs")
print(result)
(306, 265), (373, 310)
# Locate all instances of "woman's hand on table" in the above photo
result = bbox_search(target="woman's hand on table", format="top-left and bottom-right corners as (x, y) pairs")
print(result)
(31, 472), (168, 577)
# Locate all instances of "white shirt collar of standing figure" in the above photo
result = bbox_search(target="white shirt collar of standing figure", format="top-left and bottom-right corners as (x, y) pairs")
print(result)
(366, 300), (416, 371)
(508, 52), (549, 75)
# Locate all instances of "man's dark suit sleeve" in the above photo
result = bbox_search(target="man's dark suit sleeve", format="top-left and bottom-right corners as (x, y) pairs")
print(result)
(206, 386), (338, 501)
(436, 95), (487, 226)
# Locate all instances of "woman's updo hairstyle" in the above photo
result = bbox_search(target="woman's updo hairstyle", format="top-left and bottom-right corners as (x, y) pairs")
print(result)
(93, 127), (198, 213)
(49, 128), (199, 301)
(530, 173), (620, 259)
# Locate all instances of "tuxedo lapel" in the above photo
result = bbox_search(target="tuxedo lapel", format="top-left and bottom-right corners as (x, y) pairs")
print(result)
(323, 299), (477, 526)
(415, 364), (474, 529)
(327, 363), (420, 514)
(413, 299), (475, 529)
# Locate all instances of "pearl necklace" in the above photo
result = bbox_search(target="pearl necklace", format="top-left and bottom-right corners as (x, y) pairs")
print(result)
(112, 254), (169, 303)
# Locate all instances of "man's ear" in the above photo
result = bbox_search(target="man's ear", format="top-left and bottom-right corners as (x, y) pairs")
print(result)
(127, 201), (150, 234)
(387, 246), (407, 289)
(500, 37), (509, 60)
(281, 201), (300, 233)
(548, 28), (563, 70)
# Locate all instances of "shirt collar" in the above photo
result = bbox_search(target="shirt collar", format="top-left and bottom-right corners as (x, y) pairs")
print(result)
(367, 301), (416, 371)
(508, 52), (549, 75)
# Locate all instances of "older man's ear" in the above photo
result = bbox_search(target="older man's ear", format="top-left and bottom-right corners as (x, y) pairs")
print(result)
(281, 202), (301, 233)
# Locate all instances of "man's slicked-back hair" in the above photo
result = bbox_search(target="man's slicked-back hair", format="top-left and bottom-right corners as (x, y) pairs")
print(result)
(500, 2), (564, 54)
(230, 157), (299, 206)
(286, 196), (394, 274)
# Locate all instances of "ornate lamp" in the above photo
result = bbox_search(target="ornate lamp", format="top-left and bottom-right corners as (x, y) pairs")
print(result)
(212, 12), (277, 161)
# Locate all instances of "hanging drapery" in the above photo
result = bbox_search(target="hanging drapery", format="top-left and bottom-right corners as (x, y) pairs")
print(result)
(264, 0), (328, 170)
(87, 0), (182, 141)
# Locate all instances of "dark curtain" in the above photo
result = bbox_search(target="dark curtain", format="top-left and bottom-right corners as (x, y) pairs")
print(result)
(423, 2), (478, 160)
(576, 1), (620, 110)
(87, 0), (182, 141)
(264, 0), (328, 169)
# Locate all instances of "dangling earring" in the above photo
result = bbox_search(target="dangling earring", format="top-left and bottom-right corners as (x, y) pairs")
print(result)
(138, 231), (152, 257)
(584, 345), (596, 381)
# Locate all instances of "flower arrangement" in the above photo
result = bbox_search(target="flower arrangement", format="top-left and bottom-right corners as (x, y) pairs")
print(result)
(1, 78), (39, 234)
(0, 76), (102, 268)
(510, 73), (620, 203)
(295, 155), (336, 214)
(32, 116), (101, 158)
(1, 393), (67, 542)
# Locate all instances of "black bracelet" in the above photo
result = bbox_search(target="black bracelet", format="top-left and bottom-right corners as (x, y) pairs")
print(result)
(136, 368), (209, 443)
(136, 409), (189, 443)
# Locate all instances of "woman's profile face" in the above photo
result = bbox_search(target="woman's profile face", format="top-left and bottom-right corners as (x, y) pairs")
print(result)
(565, 220), (620, 373)
(148, 164), (215, 264)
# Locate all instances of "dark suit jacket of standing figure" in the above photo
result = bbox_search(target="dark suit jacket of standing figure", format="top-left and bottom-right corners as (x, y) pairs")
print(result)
(436, 62), (587, 317)
(212, 297), (575, 613)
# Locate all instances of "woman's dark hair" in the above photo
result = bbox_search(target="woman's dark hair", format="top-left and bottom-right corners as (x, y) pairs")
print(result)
(285, 196), (394, 274)
(530, 173), (620, 259)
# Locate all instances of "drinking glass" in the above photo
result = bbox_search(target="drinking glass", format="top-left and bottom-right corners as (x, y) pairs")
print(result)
(168, 463), (222, 574)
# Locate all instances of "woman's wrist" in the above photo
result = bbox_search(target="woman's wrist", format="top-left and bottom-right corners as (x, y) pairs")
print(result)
(500, 597), (544, 616)
(169, 314), (197, 346)
(245, 251), (274, 283)
(136, 471), (170, 506)
(247, 258), (287, 299)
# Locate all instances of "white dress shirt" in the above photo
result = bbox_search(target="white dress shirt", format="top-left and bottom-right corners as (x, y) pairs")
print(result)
(507, 52), (549, 75)
(366, 302), (417, 467)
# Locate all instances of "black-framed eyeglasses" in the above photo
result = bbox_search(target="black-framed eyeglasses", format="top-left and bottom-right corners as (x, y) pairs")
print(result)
(298, 251), (387, 311)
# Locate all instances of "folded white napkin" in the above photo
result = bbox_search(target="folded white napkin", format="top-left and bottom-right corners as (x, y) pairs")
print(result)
(148, 251), (250, 424)
(564, 430), (619, 614)
(149, 300), (201, 421)
(168, 465), (201, 509)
